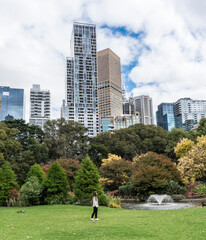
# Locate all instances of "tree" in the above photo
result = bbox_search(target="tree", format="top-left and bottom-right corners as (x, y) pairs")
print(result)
(20, 176), (42, 205)
(73, 155), (102, 200)
(132, 152), (181, 200)
(43, 162), (69, 204)
(0, 162), (18, 206)
(177, 136), (206, 183)
(99, 154), (132, 191)
(44, 118), (88, 161)
(26, 164), (45, 183)
(196, 118), (206, 136)
(174, 138), (195, 158)
(88, 144), (109, 167)
(165, 128), (187, 161)
(56, 158), (81, 191)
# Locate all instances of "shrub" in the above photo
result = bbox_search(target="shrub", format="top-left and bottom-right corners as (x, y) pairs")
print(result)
(164, 181), (187, 195)
(43, 162), (69, 204)
(195, 184), (206, 195)
(98, 194), (108, 206)
(73, 155), (103, 200)
(0, 162), (19, 206)
(56, 158), (81, 191)
(108, 190), (119, 196)
(132, 152), (181, 201)
(26, 164), (45, 183)
(119, 184), (137, 197)
(107, 196), (121, 208)
(7, 189), (20, 207)
(20, 176), (42, 206)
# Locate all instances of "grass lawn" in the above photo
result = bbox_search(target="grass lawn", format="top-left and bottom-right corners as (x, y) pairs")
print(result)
(0, 205), (206, 240)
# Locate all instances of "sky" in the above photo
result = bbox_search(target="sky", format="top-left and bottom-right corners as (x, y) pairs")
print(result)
(1, 0), (206, 123)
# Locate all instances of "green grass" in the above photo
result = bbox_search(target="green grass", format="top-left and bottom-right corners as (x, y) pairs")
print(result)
(0, 205), (206, 240)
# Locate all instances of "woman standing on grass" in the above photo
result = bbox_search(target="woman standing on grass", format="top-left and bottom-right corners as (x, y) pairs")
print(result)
(91, 191), (99, 221)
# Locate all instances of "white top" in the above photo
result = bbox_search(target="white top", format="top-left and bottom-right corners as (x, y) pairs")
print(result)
(92, 197), (99, 207)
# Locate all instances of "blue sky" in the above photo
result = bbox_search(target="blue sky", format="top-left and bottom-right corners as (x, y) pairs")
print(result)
(0, 0), (206, 122)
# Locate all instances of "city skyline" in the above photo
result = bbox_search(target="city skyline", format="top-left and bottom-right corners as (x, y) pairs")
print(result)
(1, 1), (206, 122)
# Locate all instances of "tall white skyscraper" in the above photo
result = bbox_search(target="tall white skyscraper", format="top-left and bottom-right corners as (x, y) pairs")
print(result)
(61, 22), (99, 137)
(29, 84), (50, 129)
(133, 95), (154, 125)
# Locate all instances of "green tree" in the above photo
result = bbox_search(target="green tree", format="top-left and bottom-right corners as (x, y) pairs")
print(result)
(56, 158), (81, 191)
(132, 152), (181, 200)
(89, 144), (109, 167)
(26, 164), (45, 183)
(73, 155), (102, 200)
(44, 118), (88, 161)
(43, 162), (69, 204)
(196, 118), (206, 136)
(20, 176), (42, 205)
(0, 162), (18, 206)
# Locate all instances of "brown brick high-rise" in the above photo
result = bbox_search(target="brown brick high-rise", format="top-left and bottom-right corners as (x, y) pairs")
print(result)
(98, 48), (123, 118)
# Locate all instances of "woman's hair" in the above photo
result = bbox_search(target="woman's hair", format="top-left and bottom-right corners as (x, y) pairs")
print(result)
(93, 191), (97, 197)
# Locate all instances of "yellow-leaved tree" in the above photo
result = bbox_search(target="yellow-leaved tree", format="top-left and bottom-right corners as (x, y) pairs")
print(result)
(177, 136), (206, 183)
(174, 138), (195, 158)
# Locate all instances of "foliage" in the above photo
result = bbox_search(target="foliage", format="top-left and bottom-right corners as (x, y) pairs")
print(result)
(177, 136), (206, 183)
(98, 193), (108, 206)
(56, 158), (81, 191)
(43, 162), (69, 204)
(26, 164), (45, 183)
(92, 124), (167, 160)
(107, 196), (121, 208)
(195, 184), (206, 195)
(99, 155), (132, 191)
(196, 118), (206, 137)
(163, 181), (187, 195)
(73, 155), (102, 200)
(7, 189), (20, 207)
(174, 138), (195, 158)
(43, 118), (88, 161)
(88, 144), (109, 167)
(20, 176), (42, 206)
(119, 184), (137, 197)
(132, 152), (181, 200)
(0, 161), (19, 206)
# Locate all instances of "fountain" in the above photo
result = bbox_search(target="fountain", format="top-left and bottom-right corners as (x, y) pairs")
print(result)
(121, 194), (193, 210)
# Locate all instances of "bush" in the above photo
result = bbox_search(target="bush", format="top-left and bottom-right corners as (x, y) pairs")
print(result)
(107, 196), (121, 208)
(43, 162), (69, 204)
(20, 176), (42, 206)
(195, 184), (206, 195)
(164, 181), (187, 195)
(171, 194), (185, 201)
(26, 164), (45, 183)
(98, 194), (108, 206)
(119, 184), (137, 197)
(108, 190), (119, 196)
(0, 162), (19, 206)
(132, 152), (181, 200)
(6, 189), (20, 207)
(73, 155), (102, 200)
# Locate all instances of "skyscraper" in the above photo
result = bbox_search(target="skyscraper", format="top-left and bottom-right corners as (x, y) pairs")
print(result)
(62, 22), (99, 137)
(29, 84), (50, 129)
(0, 86), (24, 121)
(174, 98), (206, 131)
(133, 95), (154, 125)
(98, 48), (122, 118)
(156, 103), (175, 131)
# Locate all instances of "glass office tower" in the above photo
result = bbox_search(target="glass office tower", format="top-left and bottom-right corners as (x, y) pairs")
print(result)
(62, 22), (99, 137)
(0, 86), (24, 121)
(156, 103), (175, 131)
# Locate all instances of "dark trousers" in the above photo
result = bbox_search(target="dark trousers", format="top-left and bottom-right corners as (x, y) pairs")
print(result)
(91, 207), (98, 218)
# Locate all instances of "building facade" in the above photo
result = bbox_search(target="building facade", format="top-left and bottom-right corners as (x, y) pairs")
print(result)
(133, 95), (154, 125)
(174, 98), (206, 131)
(61, 22), (99, 137)
(0, 86), (24, 121)
(101, 113), (140, 133)
(156, 103), (175, 131)
(98, 48), (122, 118)
(29, 84), (50, 129)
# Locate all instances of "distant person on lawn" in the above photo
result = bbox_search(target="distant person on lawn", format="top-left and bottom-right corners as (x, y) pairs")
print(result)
(91, 191), (99, 221)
